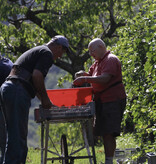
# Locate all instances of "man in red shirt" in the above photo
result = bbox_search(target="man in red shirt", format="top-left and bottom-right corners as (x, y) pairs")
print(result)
(73, 38), (126, 164)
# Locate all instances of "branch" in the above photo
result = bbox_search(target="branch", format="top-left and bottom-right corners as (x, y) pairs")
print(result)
(8, 0), (18, 3)
(32, 9), (60, 16)
(26, 9), (57, 37)
(54, 59), (74, 75)
(101, 1), (126, 39)
(117, 22), (126, 27)
(4, 38), (14, 52)
(99, 13), (105, 30)
(81, 51), (90, 63)
(3, 37), (27, 56)
(66, 49), (75, 61)
(76, 35), (84, 55)
(76, 34), (91, 56)
(8, 17), (26, 29)
(44, 0), (49, 11)
(109, 0), (116, 26)
(28, 0), (35, 8)
(26, 10), (42, 26)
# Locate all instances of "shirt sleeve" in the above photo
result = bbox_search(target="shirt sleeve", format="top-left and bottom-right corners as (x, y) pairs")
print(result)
(101, 55), (120, 76)
(35, 51), (53, 77)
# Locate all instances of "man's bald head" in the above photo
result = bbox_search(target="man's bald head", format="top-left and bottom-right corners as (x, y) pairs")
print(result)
(88, 38), (107, 60)
(88, 38), (106, 49)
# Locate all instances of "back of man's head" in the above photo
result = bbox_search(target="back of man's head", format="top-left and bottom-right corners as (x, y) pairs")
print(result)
(48, 35), (69, 52)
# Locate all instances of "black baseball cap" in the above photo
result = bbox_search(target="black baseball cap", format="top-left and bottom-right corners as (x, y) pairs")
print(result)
(52, 35), (70, 52)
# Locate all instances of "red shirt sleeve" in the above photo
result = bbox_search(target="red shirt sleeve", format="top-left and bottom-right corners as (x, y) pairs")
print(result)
(100, 55), (120, 76)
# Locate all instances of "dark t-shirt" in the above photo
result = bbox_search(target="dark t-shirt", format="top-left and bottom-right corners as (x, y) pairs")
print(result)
(14, 45), (54, 97)
(15, 45), (53, 77)
(0, 57), (13, 86)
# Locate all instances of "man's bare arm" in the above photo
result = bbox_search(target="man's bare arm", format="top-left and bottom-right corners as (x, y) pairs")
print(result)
(32, 69), (53, 109)
(73, 73), (112, 86)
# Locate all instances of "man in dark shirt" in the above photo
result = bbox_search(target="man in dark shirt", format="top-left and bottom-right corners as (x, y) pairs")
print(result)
(0, 56), (13, 86)
(0, 56), (13, 164)
(0, 35), (69, 164)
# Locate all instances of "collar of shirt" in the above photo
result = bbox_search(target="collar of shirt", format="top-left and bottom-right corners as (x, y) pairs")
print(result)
(95, 50), (111, 64)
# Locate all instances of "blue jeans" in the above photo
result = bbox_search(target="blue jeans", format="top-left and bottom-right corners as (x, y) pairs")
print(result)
(0, 105), (6, 164)
(0, 80), (31, 164)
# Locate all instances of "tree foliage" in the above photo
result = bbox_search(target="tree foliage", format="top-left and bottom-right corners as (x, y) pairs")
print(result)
(0, 0), (138, 78)
(112, 0), (156, 154)
(0, 0), (155, 156)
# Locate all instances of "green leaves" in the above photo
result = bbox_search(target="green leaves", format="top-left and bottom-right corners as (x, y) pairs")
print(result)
(112, 0), (156, 155)
(0, 0), (155, 155)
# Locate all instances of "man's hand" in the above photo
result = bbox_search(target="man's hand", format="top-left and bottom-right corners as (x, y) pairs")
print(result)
(75, 70), (86, 78)
(73, 77), (85, 86)
(41, 97), (53, 109)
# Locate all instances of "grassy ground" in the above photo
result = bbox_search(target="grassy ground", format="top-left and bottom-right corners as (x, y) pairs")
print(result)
(26, 133), (139, 164)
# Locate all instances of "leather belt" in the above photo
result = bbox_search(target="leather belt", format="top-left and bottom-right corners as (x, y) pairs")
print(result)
(9, 65), (31, 81)
(6, 65), (36, 98)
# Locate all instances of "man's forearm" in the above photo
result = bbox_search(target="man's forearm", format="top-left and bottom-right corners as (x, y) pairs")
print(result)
(86, 74), (112, 84)
(32, 69), (49, 100)
(32, 69), (53, 109)
(73, 73), (112, 86)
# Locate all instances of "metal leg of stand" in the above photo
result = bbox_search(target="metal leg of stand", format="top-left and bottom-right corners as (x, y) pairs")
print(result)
(44, 121), (49, 164)
(41, 122), (44, 164)
(87, 120), (96, 164)
(82, 122), (93, 164)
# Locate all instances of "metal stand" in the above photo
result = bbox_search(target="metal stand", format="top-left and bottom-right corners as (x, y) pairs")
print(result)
(35, 102), (96, 164)
(40, 120), (96, 164)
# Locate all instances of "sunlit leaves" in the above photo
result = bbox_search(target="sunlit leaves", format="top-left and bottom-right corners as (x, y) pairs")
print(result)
(0, 0), (155, 152)
(112, 0), (156, 154)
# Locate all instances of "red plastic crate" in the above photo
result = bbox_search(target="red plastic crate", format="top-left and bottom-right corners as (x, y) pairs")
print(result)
(47, 87), (93, 107)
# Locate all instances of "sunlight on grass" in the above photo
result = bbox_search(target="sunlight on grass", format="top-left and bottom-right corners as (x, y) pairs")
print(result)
(116, 133), (138, 150)
(26, 133), (138, 164)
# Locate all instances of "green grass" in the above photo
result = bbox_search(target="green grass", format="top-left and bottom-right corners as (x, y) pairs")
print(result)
(26, 133), (138, 164)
